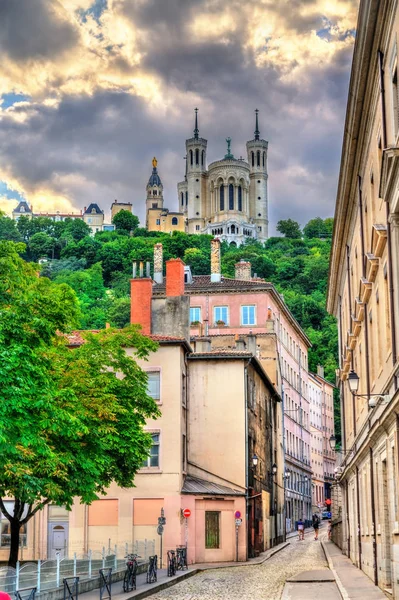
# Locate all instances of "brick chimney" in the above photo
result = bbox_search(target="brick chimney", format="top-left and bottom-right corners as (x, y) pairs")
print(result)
(153, 243), (163, 284)
(130, 276), (153, 335)
(317, 365), (325, 378)
(235, 259), (251, 280)
(211, 238), (221, 283)
(166, 258), (185, 296)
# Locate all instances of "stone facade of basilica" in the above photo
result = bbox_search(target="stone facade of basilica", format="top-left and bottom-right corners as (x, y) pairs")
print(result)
(146, 110), (269, 245)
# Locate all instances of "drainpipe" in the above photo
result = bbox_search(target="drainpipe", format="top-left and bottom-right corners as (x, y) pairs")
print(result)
(338, 297), (347, 452)
(378, 50), (397, 372)
(346, 246), (356, 436)
(358, 175), (371, 399)
(355, 466), (362, 569)
(345, 480), (351, 557)
(244, 365), (249, 560)
(369, 448), (378, 586)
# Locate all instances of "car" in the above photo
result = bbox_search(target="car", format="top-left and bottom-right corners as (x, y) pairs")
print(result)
(322, 510), (331, 519)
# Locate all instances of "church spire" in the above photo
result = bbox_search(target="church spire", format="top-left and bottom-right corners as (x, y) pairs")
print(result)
(194, 108), (199, 139)
(254, 109), (260, 141)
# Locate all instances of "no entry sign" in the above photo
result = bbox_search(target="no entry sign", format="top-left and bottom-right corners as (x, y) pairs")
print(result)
(183, 508), (191, 518)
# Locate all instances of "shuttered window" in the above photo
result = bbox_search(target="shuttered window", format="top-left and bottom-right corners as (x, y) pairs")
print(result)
(205, 511), (220, 549)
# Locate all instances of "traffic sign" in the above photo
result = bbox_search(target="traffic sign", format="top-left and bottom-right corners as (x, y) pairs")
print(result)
(235, 518), (242, 526)
(183, 508), (191, 518)
(234, 511), (241, 519)
(325, 499), (331, 505)
(157, 525), (164, 535)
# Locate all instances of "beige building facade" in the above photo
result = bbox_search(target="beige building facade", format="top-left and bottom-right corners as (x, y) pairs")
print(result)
(328, 0), (399, 596)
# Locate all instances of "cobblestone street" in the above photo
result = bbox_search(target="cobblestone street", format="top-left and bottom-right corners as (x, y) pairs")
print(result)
(152, 530), (330, 600)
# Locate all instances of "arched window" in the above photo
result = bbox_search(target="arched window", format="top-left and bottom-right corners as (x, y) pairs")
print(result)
(172, 217), (178, 225)
(201, 150), (205, 166)
(231, 224), (236, 234)
(238, 186), (242, 211)
(190, 150), (193, 166)
(220, 185), (224, 211)
(185, 191), (188, 205)
(229, 183), (234, 210)
(263, 151), (266, 167)
(251, 152), (254, 167)
(181, 192), (184, 206)
(195, 149), (199, 165)
(257, 150), (260, 167)
(153, 190), (157, 196)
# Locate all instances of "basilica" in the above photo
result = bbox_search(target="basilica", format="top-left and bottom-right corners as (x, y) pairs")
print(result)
(146, 109), (269, 245)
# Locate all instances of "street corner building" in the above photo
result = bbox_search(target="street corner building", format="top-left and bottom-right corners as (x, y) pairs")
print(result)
(327, 0), (399, 597)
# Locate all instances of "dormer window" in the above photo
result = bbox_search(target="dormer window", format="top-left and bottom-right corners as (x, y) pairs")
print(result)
(20, 206), (25, 213)
(91, 208), (96, 214)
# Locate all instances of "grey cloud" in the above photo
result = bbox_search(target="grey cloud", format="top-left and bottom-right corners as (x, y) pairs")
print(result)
(0, 0), (78, 61)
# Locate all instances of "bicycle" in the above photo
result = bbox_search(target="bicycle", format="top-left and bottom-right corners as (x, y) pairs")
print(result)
(146, 555), (158, 583)
(123, 553), (140, 592)
(167, 550), (176, 577)
(176, 546), (187, 570)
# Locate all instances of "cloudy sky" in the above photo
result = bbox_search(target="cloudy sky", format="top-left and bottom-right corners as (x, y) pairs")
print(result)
(0, 0), (357, 232)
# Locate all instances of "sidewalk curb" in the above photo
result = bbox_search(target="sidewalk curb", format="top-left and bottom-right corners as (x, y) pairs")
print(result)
(321, 539), (349, 600)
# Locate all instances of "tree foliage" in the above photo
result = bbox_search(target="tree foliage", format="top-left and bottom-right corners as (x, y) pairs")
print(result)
(112, 210), (140, 233)
(0, 241), (160, 566)
(276, 219), (302, 239)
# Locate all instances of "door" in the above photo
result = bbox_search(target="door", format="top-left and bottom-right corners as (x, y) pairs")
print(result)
(48, 523), (68, 558)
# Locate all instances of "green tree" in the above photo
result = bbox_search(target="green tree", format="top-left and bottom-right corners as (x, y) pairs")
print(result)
(112, 210), (139, 233)
(0, 213), (22, 242)
(303, 217), (333, 239)
(62, 218), (91, 242)
(28, 232), (55, 260)
(276, 219), (302, 239)
(0, 241), (160, 566)
(106, 296), (131, 328)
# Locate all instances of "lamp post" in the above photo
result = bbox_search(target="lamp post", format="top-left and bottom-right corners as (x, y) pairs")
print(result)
(347, 369), (391, 408)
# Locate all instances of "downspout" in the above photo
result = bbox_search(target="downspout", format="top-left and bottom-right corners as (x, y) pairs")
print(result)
(369, 447), (378, 586)
(346, 480), (351, 557)
(346, 245), (356, 436)
(378, 50), (397, 371)
(356, 468), (363, 567)
(358, 175), (371, 399)
(338, 297), (347, 452)
(244, 364), (249, 560)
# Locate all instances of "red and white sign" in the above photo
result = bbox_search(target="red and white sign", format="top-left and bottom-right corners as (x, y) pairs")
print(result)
(325, 499), (331, 505)
(183, 508), (191, 518)
(234, 510), (241, 519)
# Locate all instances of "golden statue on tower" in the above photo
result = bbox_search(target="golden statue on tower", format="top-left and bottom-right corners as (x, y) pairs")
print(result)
(152, 157), (157, 168)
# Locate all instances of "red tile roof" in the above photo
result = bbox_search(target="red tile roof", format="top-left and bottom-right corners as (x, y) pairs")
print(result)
(64, 330), (187, 346)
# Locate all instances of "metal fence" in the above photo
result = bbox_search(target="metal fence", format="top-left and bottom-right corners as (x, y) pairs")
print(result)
(0, 540), (155, 594)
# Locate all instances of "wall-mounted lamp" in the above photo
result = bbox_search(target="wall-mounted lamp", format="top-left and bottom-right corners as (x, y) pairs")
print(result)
(252, 453), (258, 468)
(347, 370), (391, 408)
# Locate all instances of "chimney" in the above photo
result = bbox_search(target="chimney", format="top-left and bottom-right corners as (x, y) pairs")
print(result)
(194, 336), (212, 352)
(235, 259), (251, 280)
(211, 238), (221, 283)
(130, 276), (153, 335)
(166, 258), (185, 297)
(235, 335), (246, 351)
(153, 243), (163, 284)
(317, 365), (325, 379)
(247, 333), (257, 356)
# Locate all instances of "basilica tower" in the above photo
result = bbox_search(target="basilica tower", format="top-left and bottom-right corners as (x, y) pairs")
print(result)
(246, 110), (268, 240)
(146, 157), (164, 228)
(181, 109), (208, 233)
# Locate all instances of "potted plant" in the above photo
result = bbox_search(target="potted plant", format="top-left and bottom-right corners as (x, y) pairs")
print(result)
(190, 320), (201, 327)
(215, 320), (226, 327)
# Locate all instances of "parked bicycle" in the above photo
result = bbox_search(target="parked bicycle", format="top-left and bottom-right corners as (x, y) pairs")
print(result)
(123, 553), (140, 592)
(146, 555), (158, 583)
(176, 546), (187, 570)
(167, 550), (176, 577)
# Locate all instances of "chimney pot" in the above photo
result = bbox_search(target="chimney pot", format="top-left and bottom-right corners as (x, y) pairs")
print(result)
(211, 238), (221, 283)
(153, 243), (164, 284)
(235, 260), (251, 280)
(166, 258), (185, 297)
(130, 278), (153, 335)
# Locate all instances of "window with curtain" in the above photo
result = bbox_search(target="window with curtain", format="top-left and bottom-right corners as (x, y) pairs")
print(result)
(238, 186), (242, 211)
(220, 185), (224, 210)
(147, 371), (160, 401)
(229, 184), (234, 210)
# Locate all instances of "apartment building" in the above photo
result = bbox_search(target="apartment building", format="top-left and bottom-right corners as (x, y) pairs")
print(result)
(328, 0), (399, 596)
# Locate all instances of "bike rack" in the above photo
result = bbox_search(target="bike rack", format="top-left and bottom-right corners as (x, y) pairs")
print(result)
(176, 546), (188, 570)
(99, 568), (112, 600)
(167, 550), (176, 577)
(15, 588), (37, 600)
(63, 577), (79, 600)
(146, 555), (158, 584)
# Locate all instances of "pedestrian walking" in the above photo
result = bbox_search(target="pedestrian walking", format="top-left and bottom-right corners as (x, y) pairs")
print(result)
(312, 513), (320, 540)
(297, 518), (304, 540)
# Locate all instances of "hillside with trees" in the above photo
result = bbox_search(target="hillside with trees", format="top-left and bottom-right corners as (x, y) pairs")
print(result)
(0, 212), (340, 436)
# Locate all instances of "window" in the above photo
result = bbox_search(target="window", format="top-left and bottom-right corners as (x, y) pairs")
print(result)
(152, 203), (158, 208)
(263, 152), (265, 167)
(181, 192), (184, 206)
(220, 185), (224, 211)
(201, 150), (205, 166)
(190, 150), (193, 165)
(156, 219), (160, 225)
(195, 149), (199, 165)
(229, 184), (234, 210)
(195, 225), (200, 231)
(241, 305), (256, 325)
(142, 433), (160, 468)
(153, 190), (157, 196)
(147, 371), (160, 401)
(392, 49), (399, 135)
(238, 186), (242, 211)
(172, 217), (178, 225)
(190, 307), (201, 323)
(251, 151), (254, 167)
(182, 434), (187, 472)
(205, 511), (220, 548)
(257, 150), (260, 167)
(1, 502), (28, 547)
(185, 191), (188, 205)
(214, 306), (229, 325)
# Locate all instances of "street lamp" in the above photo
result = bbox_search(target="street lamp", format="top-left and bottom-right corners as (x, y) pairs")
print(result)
(272, 463), (278, 476)
(329, 434), (337, 451)
(283, 469), (291, 480)
(252, 453), (258, 468)
(347, 369), (391, 408)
